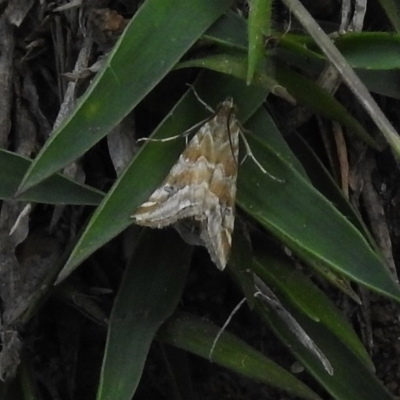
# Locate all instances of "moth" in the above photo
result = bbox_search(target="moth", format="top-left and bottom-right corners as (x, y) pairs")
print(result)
(132, 98), (245, 270)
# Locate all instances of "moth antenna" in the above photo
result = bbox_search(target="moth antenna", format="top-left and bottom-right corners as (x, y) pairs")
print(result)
(239, 130), (284, 183)
(137, 117), (211, 144)
(137, 132), (191, 143)
(209, 297), (247, 361)
(186, 84), (215, 113)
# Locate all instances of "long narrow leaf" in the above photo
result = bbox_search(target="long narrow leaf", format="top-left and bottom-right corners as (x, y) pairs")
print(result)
(159, 312), (322, 400)
(97, 229), (192, 400)
(0, 149), (103, 205)
(247, 0), (272, 84)
(237, 132), (400, 300)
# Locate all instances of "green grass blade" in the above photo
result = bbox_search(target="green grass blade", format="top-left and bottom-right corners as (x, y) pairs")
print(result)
(178, 53), (284, 100)
(97, 229), (192, 400)
(0, 148), (103, 205)
(158, 312), (322, 400)
(17, 0), (232, 194)
(247, 0), (273, 84)
(334, 33), (400, 70)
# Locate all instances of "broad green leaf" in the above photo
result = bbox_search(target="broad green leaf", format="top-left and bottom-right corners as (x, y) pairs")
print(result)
(284, 132), (377, 248)
(246, 113), (370, 302)
(158, 312), (322, 400)
(0, 148), (103, 205)
(17, 0), (232, 194)
(247, 0), (272, 84)
(97, 229), (192, 400)
(57, 72), (269, 282)
(246, 108), (308, 176)
(236, 132), (400, 301)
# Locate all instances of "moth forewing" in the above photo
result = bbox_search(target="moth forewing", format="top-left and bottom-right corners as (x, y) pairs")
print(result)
(132, 98), (240, 270)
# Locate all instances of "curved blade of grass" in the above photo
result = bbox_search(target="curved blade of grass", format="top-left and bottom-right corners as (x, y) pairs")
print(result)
(248, 108), (363, 228)
(334, 33), (400, 70)
(255, 296), (394, 399)
(56, 72), (269, 282)
(158, 312), (322, 400)
(177, 53), (379, 149)
(178, 53), (293, 103)
(0, 148), (103, 205)
(97, 229), (192, 400)
(274, 33), (400, 102)
(17, 0), (232, 194)
(278, 33), (400, 71)
(247, 0), (272, 84)
(280, 0), (400, 159)
(252, 252), (374, 370)
(246, 110), (371, 302)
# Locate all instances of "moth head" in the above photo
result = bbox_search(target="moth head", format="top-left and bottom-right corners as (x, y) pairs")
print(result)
(217, 97), (237, 117)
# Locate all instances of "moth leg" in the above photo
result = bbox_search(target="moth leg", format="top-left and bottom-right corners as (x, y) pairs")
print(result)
(239, 130), (284, 182)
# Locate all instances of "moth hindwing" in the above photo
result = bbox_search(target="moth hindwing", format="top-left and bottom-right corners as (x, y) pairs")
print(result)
(132, 98), (239, 270)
